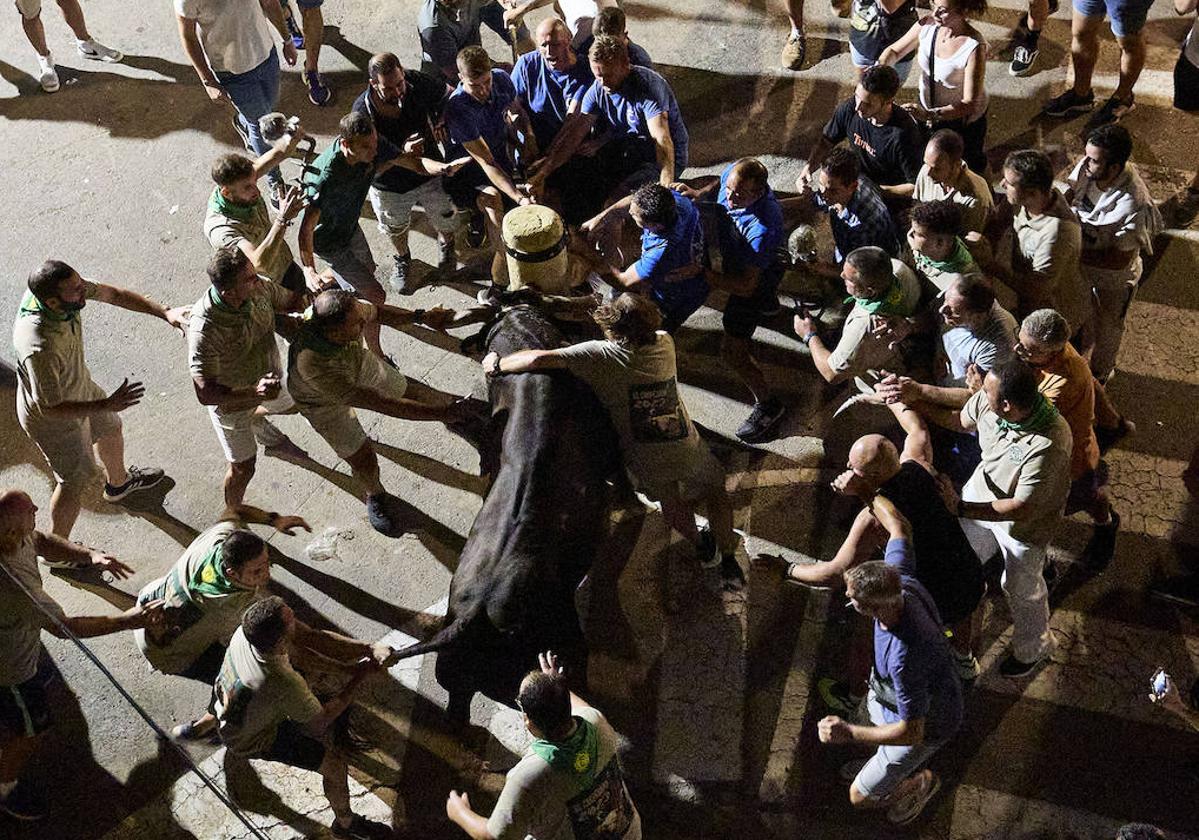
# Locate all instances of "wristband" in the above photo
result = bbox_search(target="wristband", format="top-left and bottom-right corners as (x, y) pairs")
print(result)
(413, 308), (426, 324)
(267, 511), (280, 528)
(801, 332), (815, 346)
(489, 354), (503, 376)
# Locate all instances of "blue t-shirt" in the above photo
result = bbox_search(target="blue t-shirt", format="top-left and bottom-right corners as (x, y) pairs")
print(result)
(874, 538), (964, 740)
(715, 164), (784, 289)
(512, 51), (595, 149)
(580, 66), (689, 171)
(633, 191), (708, 320)
(445, 69), (518, 176)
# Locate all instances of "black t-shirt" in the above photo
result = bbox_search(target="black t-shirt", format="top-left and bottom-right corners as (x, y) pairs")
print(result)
(849, 0), (918, 63)
(821, 97), (925, 187)
(351, 70), (449, 194)
(878, 460), (984, 625)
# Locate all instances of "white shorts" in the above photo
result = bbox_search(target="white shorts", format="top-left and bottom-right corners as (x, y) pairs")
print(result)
(368, 180), (461, 239)
(209, 391), (295, 464)
(24, 410), (121, 489)
(16, 0), (42, 20)
(300, 367), (407, 459)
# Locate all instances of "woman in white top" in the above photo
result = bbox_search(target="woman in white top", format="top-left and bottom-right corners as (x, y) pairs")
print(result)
(878, 0), (990, 175)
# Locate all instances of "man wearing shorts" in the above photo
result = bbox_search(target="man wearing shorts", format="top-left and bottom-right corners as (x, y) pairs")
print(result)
(1041, 0), (1156, 127)
(418, 0), (532, 84)
(818, 497), (962, 826)
(673, 158), (787, 443)
(14, 0), (123, 92)
(213, 596), (396, 839)
(0, 489), (160, 821)
(287, 290), (479, 536)
(13, 260), (186, 537)
(188, 247), (306, 509)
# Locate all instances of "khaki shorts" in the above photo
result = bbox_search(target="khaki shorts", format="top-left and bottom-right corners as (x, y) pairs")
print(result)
(209, 391), (295, 464)
(300, 367), (407, 459)
(632, 443), (725, 504)
(16, 0), (42, 20)
(24, 410), (121, 489)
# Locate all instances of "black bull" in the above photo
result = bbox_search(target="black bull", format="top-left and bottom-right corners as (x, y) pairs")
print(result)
(393, 305), (620, 720)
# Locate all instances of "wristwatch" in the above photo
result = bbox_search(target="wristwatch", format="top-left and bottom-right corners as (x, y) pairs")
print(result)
(801, 331), (816, 346)
(412, 308), (426, 325)
(267, 511), (280, 528)
(489, 354), (503, 376)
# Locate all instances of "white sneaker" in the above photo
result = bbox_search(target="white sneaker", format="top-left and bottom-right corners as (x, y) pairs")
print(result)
(77, 39), (124, 63)
(37, 53), (59, 93)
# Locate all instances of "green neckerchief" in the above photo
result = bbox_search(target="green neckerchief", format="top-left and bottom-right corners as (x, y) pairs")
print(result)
(209, 187), (259, 223)
(846, 276), (909, 316)
(208, 286), (251, 317)
(187, 542), (246, 599)
(529, 716), (599, 795)
(297, 307), (350, 357)
(996, 392), (1059, 435)
(920, 238), (974, 273)
(18, 289), (77, 322)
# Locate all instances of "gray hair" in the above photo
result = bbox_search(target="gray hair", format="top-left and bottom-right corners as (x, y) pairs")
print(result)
(844, 561), (901, 604)
(845, 246), (894, 288)
(1021, 308), (1070, 348)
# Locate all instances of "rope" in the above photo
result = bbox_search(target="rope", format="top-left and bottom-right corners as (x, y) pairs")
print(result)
(0, 560), (271, 840)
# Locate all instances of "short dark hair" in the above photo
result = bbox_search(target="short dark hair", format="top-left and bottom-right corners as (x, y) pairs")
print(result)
(949, 273), (995, 314)
(731, 157), (770, 194)
(1087, 123), (1133, 169)
(593, 5), (627, 36)
(860, 64), (900, 99)
(947, 0), (988, 16)
(211, 153), (255, 187)
(844, 561), (901, 604)
(632, 183), (677, 227)
(593, 292), (662, 347)
(368, 51), (402, 81)
(1003, 149), (1054, 193)
(911, 199), (963, 237)
(339, 110), (375, 142)
(28, 259), (76, 301)
(242, 596), (289, 652)
(820, 146), (860, 186)
(928, 128), (965, 161)
(589, 34), (629, 65)
(844, 246), (894, 289)
(221, 530), (267, 573)
(517, 671), (572, 736)
(207, 245), (250, 291)
(990, 357), (1041, 412)
(309, 289), (358, 332)
(1115, 825), (1166, 840)
(457, 45), (491, 79)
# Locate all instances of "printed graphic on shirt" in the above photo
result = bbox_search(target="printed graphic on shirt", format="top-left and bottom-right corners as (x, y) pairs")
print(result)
(565, 760), (635, 840)
(215, 664), (254, 726)
(628, 378), (687, 443)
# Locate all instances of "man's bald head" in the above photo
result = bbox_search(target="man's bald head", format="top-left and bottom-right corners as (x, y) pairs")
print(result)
(536, 16), (570, 41)
(848, 435), (901, 484)
(0, 490), (37, 548)
(536, 16), (575, 69)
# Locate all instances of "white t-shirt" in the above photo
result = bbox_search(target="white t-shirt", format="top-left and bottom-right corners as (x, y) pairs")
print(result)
(1066, 159), (1162, 287)
(1185, 16), (1199, 67)
(558, 0), (601, 44)
(176, 0), (275, 76)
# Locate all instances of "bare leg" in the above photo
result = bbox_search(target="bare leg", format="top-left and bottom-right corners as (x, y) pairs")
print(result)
(660, 495), (700, 546)
(1114, 32), (1146, 102)
(345, 442), (386, 497)
(48, 482), (82, 538)
(1069, 14), (1104, 96)
(301, 6), (323, 73)
(55, 0), (92, 41)
(787, 0), (804, 32)
(20, 12), (50, 55)
(703, 486), (737, 556)
(477, 189), (507, 287)
(224, 458), (256, 508)
(1027, 0), (1049, 32)
(320, 751), (354, 827)
(721, 334), (769, 404)
(93, 425), (130, 487)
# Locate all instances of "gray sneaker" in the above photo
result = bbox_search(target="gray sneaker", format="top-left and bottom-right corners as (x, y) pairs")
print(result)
(389, 253), (415, 294)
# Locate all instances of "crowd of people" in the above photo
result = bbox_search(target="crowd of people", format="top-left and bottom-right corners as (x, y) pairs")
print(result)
(3, 0), (1197, 837)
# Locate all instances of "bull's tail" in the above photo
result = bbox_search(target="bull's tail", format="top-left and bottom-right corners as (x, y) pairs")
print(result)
(390, 614), (471, 661)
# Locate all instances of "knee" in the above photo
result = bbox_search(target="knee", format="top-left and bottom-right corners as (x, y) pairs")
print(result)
(229, 458), (257, 479)
(1117, 32), (1146, 53)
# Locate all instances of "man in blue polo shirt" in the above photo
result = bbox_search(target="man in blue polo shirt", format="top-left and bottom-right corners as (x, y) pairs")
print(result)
(674, 158), (786, 442)
(513, 17), (594, 150)
(582, 182), (707, 333)
(531, 35), (687, 208)
(444, 45), (534, 289)
(818, 494), (961, 826)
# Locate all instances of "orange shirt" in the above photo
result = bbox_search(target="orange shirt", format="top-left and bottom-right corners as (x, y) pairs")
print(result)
(1037, 343), (1100, 478)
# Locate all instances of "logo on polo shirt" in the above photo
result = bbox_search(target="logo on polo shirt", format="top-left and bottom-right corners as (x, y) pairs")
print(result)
(1008, 444), (1027, 463)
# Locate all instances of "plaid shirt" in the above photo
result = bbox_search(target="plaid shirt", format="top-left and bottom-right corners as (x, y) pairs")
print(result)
(813, 176), (901, 263)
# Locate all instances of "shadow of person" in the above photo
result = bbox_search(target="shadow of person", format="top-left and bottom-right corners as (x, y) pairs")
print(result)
(371, 440), (489, 496)
(221, 750), (330, 838)
(321, 25), (375, 73)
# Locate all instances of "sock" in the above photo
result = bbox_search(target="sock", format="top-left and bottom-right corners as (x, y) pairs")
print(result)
(790, 24), (802, 38)
(0, 780), (17, 797)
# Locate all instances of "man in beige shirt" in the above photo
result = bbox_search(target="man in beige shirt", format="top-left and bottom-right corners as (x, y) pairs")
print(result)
(793, 246), (923, 385)
(12, 260), (188, 537)
(932, 358), (1072, 679)
(913, 129), (994, 236)
(187, 246), (305, 508)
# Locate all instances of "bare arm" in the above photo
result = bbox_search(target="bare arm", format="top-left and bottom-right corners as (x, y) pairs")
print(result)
(92, 283), (187, 333)
(463, 138), (526, 204)
(532, 111), (597, 183)
(645, 112), (675, 186)
(176, 16), (220, 89)
(877, 21), (921, 66)
(846, 716), (925, 746)
(490, 348), (569, 374)
(347, 387), (454, 421)
(1176, 0), (1198, 14)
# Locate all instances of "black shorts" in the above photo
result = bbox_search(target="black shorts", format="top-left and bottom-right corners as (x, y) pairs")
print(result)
(0, 660), (54, 739)
(259, 719), (327, 771)
(280, 261), (307, 294)
(443, 161), (519, 212)
(1175, 54), (1199, 111)
(722, 271), (782, 339)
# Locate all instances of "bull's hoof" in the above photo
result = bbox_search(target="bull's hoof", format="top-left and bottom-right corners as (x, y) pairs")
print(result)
(366, 492), (407, 538)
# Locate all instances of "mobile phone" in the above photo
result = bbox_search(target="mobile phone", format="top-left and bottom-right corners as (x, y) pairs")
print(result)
(1151, 668), (1170, 699)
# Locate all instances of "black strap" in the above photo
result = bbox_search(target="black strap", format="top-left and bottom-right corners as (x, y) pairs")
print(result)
(926, 24), (939, 110)
(505, 231), (568, 264)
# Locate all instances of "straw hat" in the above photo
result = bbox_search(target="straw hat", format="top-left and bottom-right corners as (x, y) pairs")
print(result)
(501, 204), (571, 294)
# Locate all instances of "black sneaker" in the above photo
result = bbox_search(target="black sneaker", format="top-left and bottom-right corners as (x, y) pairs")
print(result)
(466, 210), (487, 248)
(1009, 43), (1039, 76)
(366, 492), (406, 538)
(389, 253), (414, 294)
(102, 466), (165, 502)
(0, 781), (48, 821)
(331, 814), (389, 839)
(998, 651), (1046, 679)
(1041, 88), (1095, 118)
(437, 237), (457, 273)
(695, 526), (720, 569)
(1085, 95), (1134, 130)
(1081, 509), (1120, 572)
(735, 397), (786, 443)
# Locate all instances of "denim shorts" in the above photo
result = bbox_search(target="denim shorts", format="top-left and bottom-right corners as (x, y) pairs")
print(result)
(848, 43), (913, 86)
(1072, 0), (1154, 37)
(853, 692), (949, 799)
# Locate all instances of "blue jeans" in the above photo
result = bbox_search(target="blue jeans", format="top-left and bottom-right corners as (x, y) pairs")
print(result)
(217, 48), (282, 186)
